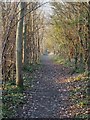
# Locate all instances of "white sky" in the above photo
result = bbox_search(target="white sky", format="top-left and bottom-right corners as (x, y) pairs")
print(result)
(39, 0), (52, 18)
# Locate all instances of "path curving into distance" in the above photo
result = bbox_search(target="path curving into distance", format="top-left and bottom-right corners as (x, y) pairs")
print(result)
(16, 54), (80, 118)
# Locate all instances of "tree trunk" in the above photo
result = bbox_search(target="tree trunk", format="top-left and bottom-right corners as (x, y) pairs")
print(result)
(23, 22), (27, 65)
(75, 44), (78, 70)
(16, 2), (25, 87)
(80, 52), (84, 71)
(87, 1), (90, 77)
(23, 3), (27, 65)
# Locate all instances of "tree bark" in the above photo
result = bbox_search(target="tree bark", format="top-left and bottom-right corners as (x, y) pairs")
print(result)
(23, 20), (27, 64)
(87, 1), (90, 77)
(16, 2), (25, 87)
(75, 44), (78, 70)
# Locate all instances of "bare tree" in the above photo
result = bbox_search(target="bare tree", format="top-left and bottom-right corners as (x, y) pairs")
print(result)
(16, 2), (25, 87)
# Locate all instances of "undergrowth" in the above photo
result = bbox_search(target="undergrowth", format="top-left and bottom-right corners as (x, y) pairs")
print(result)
(2, 64), (41, 118)
(69, 74), (89, 119)
(53, 55), (86, 74)
(53, 55), (89, 119)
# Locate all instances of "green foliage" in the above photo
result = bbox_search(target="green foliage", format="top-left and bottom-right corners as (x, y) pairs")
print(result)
(49, 2), (89, 73)
(53, 55), (74, 68)
(75, 114), (88, 119)
(2, 81), (25, 118)
(53, 55), (86, 74)
(69, 75), (88, 119)
(23, 63), (41, 73)
(2, 64), (41, 118)
(75, 68), (85, 74)
(23, 65), (33, 72)
(53, 56), (66, 64)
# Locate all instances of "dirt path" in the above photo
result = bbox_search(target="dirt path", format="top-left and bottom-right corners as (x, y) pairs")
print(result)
(15, 54), (85, 119)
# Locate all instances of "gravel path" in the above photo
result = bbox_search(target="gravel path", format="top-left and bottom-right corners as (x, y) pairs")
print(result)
(18, 55), (77, 118)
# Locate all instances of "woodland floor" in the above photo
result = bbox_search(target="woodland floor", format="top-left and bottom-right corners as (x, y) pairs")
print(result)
(12, 54), (87, 119)
(3, 55), (88, 119)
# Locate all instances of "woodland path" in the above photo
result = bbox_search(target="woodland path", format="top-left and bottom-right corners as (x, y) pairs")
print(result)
(17, 54), (78, 118)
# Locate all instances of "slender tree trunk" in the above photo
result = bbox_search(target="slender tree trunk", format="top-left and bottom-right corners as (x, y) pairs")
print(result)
(80, 52), (84, 71)
(75, 44), (78, 70)
(16, 2), (25, 87)
(23, 3), (27, 65)
(87, 2), (90, 77)
(37, 30), (40, 63)
(23, 22), (27, 64)
(32, 11), (35, 63)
